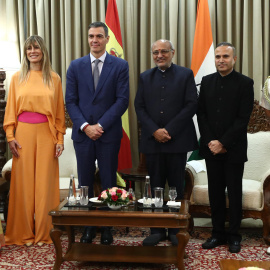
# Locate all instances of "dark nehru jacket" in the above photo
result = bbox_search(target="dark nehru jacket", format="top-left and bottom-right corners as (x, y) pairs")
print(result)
(135, 64), (198, 154)
(198, 69), (254, 163)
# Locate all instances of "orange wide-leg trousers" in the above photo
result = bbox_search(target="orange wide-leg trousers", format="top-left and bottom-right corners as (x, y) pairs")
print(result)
(5, 122), (60, 245)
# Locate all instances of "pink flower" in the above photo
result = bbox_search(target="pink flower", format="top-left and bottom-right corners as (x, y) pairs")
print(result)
(101, 191), (108, 199)
(110, 191), (116, 196)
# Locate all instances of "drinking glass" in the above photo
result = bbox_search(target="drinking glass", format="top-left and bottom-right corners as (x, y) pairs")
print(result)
(80, 186), (89, 205)
(75, 188), (81, 204)
(154, 187), (164, 208)
(168, 186), (177, 201)
(128, 188), (136, 203)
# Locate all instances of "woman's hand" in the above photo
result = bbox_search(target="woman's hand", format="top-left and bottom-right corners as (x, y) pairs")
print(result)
(8, 140), (22, 158)
(55, 144), (64, 158)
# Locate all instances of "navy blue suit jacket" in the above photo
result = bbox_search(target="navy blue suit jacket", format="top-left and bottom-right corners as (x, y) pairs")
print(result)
(65, 53), (129, 143)
(135, 64), (198, 154)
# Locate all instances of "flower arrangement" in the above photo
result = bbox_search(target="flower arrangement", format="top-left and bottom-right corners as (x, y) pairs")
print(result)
(98, 187), (133, 206)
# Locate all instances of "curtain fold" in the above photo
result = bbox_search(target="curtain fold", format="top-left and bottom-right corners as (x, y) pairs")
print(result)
(1, 0), (270, 165)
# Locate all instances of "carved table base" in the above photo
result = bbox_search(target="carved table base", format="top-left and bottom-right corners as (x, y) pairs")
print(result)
(49, 200), (190, 270)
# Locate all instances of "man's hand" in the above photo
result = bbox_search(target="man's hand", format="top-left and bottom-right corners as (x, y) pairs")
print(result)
(8, 139), (22, 158)
(153, 128), (171, 143)
(84, 124), (104, 140)
(208, 140), (227, 155)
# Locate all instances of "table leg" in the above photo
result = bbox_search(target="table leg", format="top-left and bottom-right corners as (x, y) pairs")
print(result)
(50, 227), (64, 270)
(176, 229), (190, 270)
(66, 226), (75, 253)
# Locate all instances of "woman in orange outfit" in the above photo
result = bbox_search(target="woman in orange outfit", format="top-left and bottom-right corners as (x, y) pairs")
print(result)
(3, 35), (66, 246)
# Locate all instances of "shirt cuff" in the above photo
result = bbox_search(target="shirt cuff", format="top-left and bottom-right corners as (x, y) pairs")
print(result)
(5, 126), (15, 142)
(57, 132), (64, 145)
(81, 122), (89, 131)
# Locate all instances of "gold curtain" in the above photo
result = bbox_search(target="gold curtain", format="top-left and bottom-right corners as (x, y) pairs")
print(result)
(1, 0), (270, 165)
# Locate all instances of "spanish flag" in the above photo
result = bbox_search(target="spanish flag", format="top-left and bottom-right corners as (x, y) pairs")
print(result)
(189, 0), (216, 161)
(105, 0), (132, 187)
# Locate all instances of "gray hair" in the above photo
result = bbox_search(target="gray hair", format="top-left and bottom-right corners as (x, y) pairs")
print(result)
(151, 39), (175, 51)
(216, 42), (236, 57)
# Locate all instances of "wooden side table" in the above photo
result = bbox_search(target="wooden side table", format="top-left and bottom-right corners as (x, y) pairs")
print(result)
(219, 259), (270, 270)
(118, 153), (148, 195)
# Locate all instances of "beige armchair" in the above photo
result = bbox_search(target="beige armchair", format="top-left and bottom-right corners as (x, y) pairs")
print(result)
(187, 101), (270, 245)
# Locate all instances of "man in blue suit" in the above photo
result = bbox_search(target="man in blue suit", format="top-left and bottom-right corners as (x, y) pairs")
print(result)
(66, 22), (129, 245)
(135, 39), (198, 246)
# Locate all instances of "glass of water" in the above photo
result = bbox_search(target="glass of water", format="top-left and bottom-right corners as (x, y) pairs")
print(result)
(169, 186), (177, 201)
(154, 187), (164, 208)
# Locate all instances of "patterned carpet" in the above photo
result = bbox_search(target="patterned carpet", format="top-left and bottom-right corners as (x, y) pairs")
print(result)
(0, 224), (269, 270)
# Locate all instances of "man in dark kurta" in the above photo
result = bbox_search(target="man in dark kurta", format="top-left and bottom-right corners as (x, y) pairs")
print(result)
(135, 39), (198, 246)
(197, 42), (254, 253)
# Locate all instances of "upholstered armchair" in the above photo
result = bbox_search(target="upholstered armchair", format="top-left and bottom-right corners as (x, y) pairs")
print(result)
(187, 100), (270, 245)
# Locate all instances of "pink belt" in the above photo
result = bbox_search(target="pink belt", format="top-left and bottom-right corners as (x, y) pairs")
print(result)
(18, 112), (48, 123)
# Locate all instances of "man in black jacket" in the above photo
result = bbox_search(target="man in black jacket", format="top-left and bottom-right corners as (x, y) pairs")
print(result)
(197, 42), (254, 253)
(135, 39), (198, 246)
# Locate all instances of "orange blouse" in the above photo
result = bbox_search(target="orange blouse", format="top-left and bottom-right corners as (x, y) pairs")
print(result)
(4, 70), (66, 144)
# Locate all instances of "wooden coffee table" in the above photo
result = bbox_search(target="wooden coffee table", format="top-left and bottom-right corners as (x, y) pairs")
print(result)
(49, 199), (190, 270)
(219, 259), (270, 269)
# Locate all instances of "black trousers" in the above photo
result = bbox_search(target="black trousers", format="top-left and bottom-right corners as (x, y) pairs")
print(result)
(145, 152), (187, 235)
(205, 159), (244, 242)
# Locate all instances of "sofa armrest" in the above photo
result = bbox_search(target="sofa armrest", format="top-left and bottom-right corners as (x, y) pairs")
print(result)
(261, 167), (270, 188)
(186, 160), (208, 186)
(2, 158), (12, 182)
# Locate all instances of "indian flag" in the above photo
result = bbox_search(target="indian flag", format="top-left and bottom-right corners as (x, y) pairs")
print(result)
(105, 0), (132, 187)
(189, 0), (216, 161)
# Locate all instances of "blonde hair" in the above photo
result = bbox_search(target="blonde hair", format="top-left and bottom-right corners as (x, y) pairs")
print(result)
(19, 35), (53, 87)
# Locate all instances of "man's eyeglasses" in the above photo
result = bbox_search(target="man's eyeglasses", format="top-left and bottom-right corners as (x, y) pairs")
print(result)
(152, 49), (172, 56)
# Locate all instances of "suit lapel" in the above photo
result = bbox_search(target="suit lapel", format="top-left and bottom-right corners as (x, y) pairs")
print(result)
(82, 55), (95, 96)
(94, 54), (113, 97)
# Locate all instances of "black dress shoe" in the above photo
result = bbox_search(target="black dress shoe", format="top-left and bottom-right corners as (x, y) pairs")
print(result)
(142, 233), (167, 246)
(229, 241), (241, 253)
(202, 237), (227, 249)
(101, 228), (113, 245)
(80, 227), (96, 243)
(169, 234), (178, 246)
